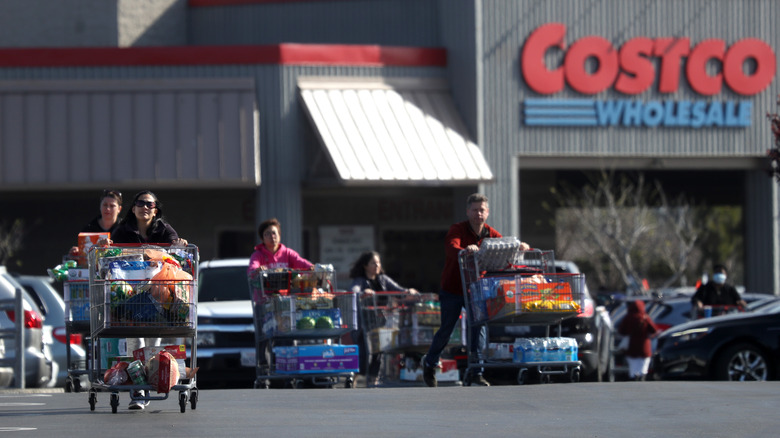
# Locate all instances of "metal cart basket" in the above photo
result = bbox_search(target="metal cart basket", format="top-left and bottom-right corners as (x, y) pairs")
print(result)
(63, 269), (90, 393)
(248, 267), (359, 389)
(460, 238), (584, 385)
(86, 244), (199, 413)
(360, 291), (465, 385)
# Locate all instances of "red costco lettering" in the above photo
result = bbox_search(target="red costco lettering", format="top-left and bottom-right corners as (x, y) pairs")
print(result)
(521, 23), (776, 96)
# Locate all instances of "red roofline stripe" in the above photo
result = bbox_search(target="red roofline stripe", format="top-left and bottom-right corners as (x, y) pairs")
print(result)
(189, 0), (322, 6)
(0, 44), (446, 68)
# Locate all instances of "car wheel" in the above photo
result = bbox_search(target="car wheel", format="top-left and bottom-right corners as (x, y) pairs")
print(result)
(715, 343), (771, 381)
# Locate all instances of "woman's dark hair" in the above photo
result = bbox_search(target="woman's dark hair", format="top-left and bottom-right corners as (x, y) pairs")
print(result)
(349, 251), (381, 279)
(258, 218), (281, 238)
(120, 190), (164, 230)
(101, 189), (123, 205)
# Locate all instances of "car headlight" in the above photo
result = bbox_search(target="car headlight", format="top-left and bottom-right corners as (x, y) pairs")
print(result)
(669, 327), (712, 344)
(197, 332), (216, 347)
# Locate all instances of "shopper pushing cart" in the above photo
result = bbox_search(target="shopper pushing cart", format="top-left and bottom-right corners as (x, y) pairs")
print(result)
(86, 244), (200, 413)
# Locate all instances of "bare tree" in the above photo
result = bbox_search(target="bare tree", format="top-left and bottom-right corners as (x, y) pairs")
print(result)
(0, 219), (25, 266)
(553, 171), (700, 294)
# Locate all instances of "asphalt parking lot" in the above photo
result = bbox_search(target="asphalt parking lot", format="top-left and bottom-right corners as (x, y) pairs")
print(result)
(2, 381), (779, 437)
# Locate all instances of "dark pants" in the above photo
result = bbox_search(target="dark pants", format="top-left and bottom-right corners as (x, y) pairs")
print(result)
(425, 290), (485, 374)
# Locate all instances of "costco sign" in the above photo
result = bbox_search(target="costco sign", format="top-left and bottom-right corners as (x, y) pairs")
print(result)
(521, 23), (776, 127)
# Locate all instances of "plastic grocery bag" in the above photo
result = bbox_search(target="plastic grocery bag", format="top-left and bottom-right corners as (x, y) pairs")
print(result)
(104, 361), (130, 386)
(149, 262), (193, 322)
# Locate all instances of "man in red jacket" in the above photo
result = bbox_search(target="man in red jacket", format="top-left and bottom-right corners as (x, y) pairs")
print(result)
(422, 193), (528, 387)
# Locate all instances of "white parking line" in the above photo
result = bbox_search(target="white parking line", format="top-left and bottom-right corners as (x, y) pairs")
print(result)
(0, 428), (38, 432)
(0, 402), (46, 406)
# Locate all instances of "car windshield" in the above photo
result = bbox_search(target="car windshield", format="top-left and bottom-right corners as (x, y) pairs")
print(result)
(198, 266), (250, 302)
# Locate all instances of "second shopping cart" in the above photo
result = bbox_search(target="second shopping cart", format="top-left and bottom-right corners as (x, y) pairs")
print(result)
(248, 266), (360, 388)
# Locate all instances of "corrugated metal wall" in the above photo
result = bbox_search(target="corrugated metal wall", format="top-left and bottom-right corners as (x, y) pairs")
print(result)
(189, 0), (441, 46)
(0, 78), (259, 190)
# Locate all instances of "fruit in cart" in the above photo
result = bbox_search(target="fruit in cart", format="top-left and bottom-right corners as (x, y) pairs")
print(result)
(315, 315), (334, 329)
(297, 316), (316, 330)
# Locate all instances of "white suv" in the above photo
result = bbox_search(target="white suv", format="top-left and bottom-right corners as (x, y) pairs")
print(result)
(196, 258), (256, 388)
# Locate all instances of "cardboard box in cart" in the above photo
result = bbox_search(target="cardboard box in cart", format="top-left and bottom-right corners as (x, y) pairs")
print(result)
(273, 344), (359, 374)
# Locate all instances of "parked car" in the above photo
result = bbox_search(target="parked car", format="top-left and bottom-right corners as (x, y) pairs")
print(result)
(197, 258), (256, 388)
(0, 266), (54, 388)
(0, 337), (12, 387)
(487, 261), (613, 382)
(13, 274), (87, 389)
(610, 292), (774, 381)
(653, 300), (780, 381)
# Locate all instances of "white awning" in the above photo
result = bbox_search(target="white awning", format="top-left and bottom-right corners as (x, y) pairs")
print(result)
(298, 77), (493, 185)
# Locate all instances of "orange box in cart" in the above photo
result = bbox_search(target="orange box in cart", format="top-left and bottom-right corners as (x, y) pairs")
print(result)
(76, 232), (110, 266)
(486, 276), (576, 318)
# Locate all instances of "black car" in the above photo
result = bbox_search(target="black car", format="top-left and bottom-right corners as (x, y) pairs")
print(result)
(653, 301), (780, 381)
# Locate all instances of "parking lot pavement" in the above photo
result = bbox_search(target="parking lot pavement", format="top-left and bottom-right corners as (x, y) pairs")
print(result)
(2, 382), (780, 437)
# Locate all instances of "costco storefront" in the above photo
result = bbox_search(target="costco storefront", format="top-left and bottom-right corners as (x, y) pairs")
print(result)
(0, 0), (777, 294)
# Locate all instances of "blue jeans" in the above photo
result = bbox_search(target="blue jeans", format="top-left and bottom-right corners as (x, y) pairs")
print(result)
(425, 290), (486, 374)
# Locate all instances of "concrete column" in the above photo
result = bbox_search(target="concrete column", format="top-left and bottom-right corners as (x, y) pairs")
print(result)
(744, 170), (779, 295)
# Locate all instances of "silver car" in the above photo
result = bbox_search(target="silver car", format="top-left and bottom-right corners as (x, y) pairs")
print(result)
(14, 275), (88, 389)
(0, 337), (12, 387)
(0, 266), (54, 388)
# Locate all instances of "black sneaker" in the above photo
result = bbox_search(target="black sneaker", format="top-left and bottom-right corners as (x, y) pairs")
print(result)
(421, 355), (437, 388)
(472, 374), (491, 386)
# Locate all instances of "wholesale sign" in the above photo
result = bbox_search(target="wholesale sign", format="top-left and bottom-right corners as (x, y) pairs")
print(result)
(521, 23), (776, 127)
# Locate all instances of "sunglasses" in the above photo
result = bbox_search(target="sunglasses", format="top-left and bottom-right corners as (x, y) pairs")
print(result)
(102, 189), (122, 200)
(134, 200), (157, 209)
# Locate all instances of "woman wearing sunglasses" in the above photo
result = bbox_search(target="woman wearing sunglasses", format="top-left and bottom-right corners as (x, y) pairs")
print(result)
(110, 190), (187, 246)
(109, 190), (187, 409)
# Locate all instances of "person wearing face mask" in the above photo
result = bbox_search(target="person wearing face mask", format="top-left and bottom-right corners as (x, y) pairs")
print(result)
(691, 264), (746, 317)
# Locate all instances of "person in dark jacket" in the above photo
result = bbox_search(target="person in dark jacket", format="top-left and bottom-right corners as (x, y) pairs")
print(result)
(618, 300), (658, 381)
(69, 189), (124, 259)
(81, 189), (124, 233)
(110, 190), (187, 246)
(108, 190), (187, 409)
(349, 251), (418, 387)
(691, 264), (746, 317)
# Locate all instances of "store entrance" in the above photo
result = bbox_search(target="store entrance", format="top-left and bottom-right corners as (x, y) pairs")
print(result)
(380, 229), (447, 293)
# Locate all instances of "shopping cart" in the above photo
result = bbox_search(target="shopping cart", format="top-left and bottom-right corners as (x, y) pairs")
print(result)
(695, 304), (744, 319)
(362, 291), (466, 385)
(460, 238), (584, 385)
(63, 268), (91, 392)
(86, 244), (199, 413)
(248, 267), (359, 389)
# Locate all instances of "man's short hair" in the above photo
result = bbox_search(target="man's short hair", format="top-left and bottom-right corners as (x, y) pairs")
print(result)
(466, 193), (489, 207)
(713, 264), (728, 274)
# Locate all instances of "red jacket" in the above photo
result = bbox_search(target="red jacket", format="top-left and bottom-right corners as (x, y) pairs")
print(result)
(440, 220), (502, 296)
(618, 300), (658, 358)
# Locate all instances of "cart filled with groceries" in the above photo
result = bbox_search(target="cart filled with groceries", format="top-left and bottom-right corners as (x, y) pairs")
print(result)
(248, 265), (359, 389)
(360, 292), (466, 385)
(48, 232), (113, 393)
(86, 244), (200, 413)
(461, 237), (584, 385)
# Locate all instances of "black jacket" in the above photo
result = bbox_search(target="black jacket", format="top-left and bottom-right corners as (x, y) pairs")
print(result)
(111, 219), (179, 244)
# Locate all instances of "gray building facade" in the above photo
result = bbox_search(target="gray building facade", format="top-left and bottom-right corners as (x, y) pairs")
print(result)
(0, 0), (777, 294)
